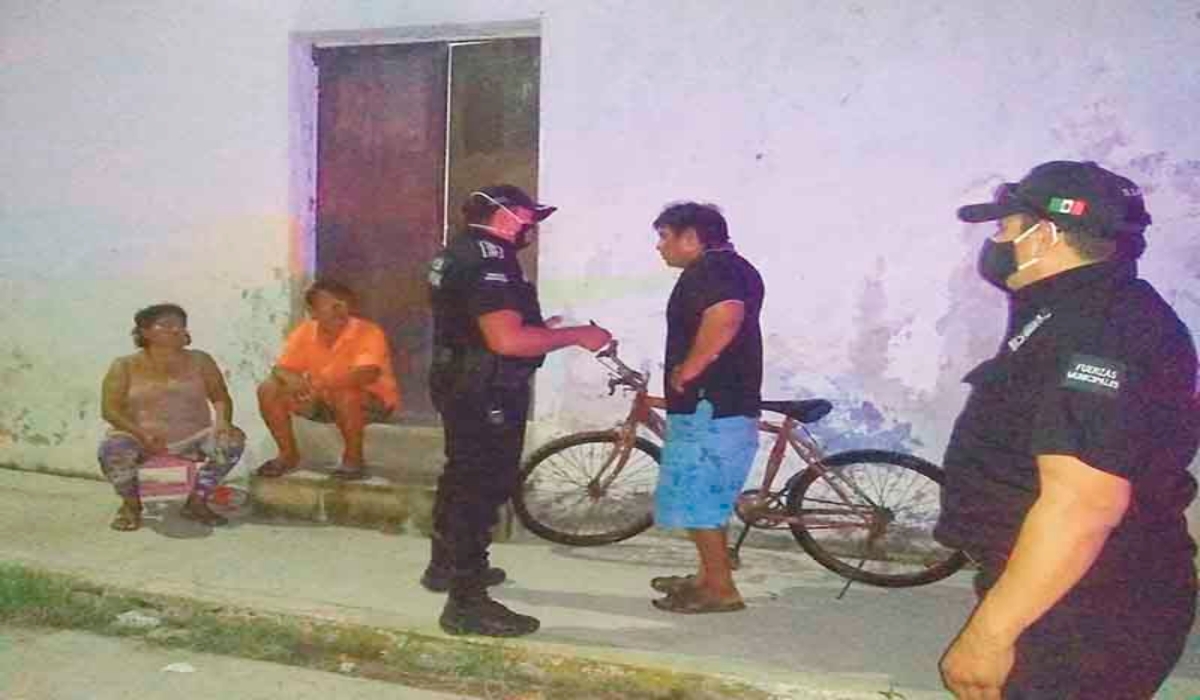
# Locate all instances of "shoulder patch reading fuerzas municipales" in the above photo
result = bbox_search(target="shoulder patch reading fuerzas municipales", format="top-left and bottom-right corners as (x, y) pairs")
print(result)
(1061, 353), (1125, 397)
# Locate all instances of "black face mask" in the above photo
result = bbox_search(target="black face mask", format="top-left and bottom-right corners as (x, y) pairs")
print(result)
(977, 238), (1018, 291)
(976, 220), (1047, 291)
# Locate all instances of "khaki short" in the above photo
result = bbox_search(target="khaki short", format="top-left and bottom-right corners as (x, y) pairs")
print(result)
(294, 392), (394, 424)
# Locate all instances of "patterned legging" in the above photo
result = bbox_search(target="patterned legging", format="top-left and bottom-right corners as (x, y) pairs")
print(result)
(97, 427), (245, 500)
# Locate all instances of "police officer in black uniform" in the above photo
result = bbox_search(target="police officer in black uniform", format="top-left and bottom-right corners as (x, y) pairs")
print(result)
(935, 161), (1199, 699)
(422, 185), (611, 637)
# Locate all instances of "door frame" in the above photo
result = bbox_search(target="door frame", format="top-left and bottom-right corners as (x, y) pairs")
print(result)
(287, 19), (541, 323)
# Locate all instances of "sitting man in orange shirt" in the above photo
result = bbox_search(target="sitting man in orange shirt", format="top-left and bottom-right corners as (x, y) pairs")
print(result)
(256, 279), (400, 480)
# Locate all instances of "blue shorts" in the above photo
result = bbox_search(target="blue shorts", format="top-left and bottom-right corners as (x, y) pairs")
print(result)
(655, 400), (759, 530)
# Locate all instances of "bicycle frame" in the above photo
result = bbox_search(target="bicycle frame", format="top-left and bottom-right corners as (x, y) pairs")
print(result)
(511, 342), (966, 589)
(745, 418), (880, 531)
(592, 343), (881, 532)
(593, 373), (665, 497)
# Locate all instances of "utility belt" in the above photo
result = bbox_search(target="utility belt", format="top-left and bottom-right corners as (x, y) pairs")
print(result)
(431, 345), (541, 399)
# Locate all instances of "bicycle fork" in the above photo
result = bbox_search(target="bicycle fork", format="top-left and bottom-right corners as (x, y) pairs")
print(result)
(589, 426), (638, 498)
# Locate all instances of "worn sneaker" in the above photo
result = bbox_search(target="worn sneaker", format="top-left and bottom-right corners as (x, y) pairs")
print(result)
(439, 596), (540, 637)
(420, 565), (506, 593)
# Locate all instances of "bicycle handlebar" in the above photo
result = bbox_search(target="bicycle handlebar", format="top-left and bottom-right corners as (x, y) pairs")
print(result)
(594, 340), (649, 393)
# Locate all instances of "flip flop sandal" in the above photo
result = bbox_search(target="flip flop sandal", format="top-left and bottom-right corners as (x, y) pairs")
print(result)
(652, 586), (746, 614)
(256, 458), (299, 478)
(110, 507), (142, 532)
(650, 574), (698, 594)
(331, 464), (367, 481)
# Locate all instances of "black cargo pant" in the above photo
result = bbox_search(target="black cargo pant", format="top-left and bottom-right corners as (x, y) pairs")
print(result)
(430, 382), (530, 599)
(972, 549), (1196, 699)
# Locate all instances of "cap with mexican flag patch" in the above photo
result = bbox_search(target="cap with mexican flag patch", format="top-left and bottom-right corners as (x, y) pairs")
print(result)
(1047, 197), (1087, 216)
(956, 160), (1151, 239)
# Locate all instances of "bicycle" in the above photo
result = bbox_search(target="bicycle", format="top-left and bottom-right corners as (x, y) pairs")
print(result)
(513, 341), (968, 588)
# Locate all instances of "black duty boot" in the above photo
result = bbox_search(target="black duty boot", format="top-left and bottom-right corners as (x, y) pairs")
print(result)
(439, 594), (540, 637)
(421, 564), (507, 593)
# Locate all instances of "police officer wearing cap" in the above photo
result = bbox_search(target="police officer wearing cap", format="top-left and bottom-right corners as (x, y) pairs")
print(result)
(423, 184), (612, 637)
(935, 161), (1198, 699)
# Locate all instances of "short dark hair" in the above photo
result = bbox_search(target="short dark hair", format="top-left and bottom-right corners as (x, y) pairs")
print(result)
(1014, 213), (1141, 263)
(1048, 217), (1145, 262)
(304, 279), (358, 308)
(1060, 224), (1118, 262)
(131, 303), (188, 348)
(653, 202), (729, 248)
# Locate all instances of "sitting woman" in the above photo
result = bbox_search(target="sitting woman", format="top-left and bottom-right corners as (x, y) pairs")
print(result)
(98, 303), (246, 530)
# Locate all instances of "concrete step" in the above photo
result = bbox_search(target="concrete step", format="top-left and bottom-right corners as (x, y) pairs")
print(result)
(249, 420), (512, 540)
(290, 421), (448, 484)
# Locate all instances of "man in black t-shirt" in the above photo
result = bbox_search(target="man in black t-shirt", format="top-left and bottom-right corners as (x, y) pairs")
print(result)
(648, 202), (764, 614)
(936, 161), (1198, 699)
(425, 185), (611, 637)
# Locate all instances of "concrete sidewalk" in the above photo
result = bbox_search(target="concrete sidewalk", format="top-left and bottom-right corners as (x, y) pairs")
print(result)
(0, 625), (469, 700)
(2, 469), (1199, 700)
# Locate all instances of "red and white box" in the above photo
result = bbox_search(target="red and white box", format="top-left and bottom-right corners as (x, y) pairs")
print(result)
(138, 454), (198, 502)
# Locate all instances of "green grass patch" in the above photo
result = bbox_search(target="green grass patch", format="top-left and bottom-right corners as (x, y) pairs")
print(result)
(0, 562), (772, 700)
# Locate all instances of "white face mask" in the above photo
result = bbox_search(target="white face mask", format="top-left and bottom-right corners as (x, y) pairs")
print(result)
(1012, 220), (1059, 272)
(468, 191), (536, 248)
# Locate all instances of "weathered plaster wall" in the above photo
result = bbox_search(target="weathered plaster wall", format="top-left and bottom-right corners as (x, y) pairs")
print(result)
(2, 2), (1197, 494)
(528, 1), (1200, 486)
(1, 4), (297, 474)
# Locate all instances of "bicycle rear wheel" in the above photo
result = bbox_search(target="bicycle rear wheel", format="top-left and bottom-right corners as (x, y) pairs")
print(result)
(513, 431), (659, 546)
(786, 449), (967, 587)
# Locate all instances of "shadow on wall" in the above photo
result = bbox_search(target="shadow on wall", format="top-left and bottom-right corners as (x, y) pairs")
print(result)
(766, 363), (921, 456)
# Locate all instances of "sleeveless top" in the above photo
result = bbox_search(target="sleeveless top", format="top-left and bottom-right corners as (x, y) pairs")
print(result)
(125, 354), (213, 444)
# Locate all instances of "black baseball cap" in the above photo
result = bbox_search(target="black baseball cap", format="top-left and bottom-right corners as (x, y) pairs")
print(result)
(470, 184), (557, 221)
(957, 160), (1151, 238)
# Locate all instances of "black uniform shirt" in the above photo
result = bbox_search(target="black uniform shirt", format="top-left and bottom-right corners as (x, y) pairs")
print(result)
(428, 228), (545, 360)
(935, 261), (1199, 574)
(664, 249), (765, 417)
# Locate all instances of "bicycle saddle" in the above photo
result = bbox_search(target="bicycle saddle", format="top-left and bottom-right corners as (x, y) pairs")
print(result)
(759, 399), (832, 424)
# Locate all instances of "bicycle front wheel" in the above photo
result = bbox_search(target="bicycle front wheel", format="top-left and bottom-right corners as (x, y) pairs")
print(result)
(513, 431), (660, 546)
(786, 449), (967, 587)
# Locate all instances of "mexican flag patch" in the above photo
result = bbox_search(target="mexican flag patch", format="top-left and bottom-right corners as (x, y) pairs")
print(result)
(1048, 197), (1088, 216)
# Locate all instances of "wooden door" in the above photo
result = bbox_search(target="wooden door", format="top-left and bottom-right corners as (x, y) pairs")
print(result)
(314, 43), (448, 423)
(446, 38), (541, 277)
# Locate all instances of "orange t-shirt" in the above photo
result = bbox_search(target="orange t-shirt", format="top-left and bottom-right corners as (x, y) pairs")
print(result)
(276, 317), (401, 410)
